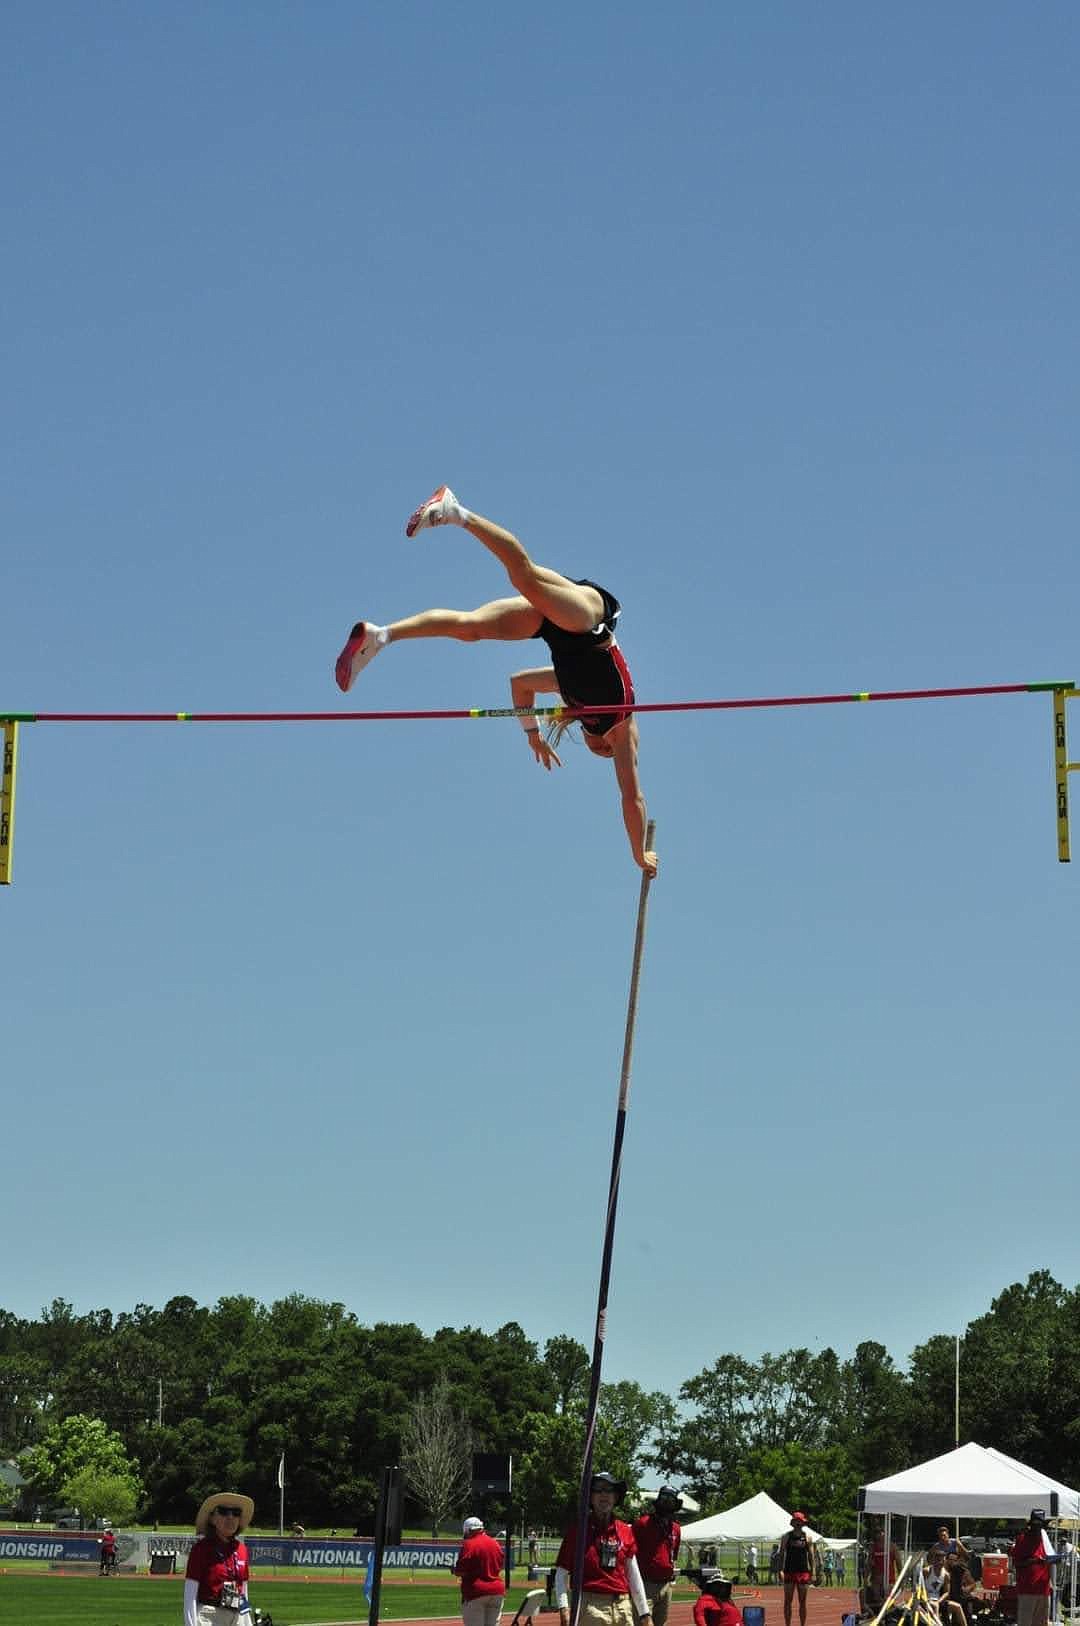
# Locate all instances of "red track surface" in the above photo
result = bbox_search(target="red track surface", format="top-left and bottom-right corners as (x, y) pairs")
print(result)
(665, 1587), (855, 1626)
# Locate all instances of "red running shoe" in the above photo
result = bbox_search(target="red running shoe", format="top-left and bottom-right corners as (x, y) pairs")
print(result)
(334, 621), (384, 692)
(405, 484), (464, 536)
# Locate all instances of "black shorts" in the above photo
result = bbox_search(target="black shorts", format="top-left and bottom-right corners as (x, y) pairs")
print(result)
(536, 579), (635, 736)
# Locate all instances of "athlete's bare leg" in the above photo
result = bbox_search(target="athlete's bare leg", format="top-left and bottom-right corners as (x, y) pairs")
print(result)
(386, 597), (540, 645)
(406, 488), (604, 634)
(334, 598), (540, 692)
(459, 510), (604, 634)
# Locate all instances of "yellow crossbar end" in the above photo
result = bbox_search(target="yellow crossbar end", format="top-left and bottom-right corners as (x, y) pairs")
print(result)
(1053, 689), (1070, 862)
(1, 721), (18, 885)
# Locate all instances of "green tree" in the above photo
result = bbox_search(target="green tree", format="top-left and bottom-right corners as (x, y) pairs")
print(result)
(543, 1336), (590, 1414)
(732, 1441), (860, 1534)
(907, 1333), (960, 1461)
(599, 1381), (676, 1478)
(60, 1466), (140, 1526)
(0, 1350), (47, 1455)
(22, 1414), (143, 1508)
(833, 1342), (913, 1481)
(954, 1271), (1065, 1471)
(1046, 1284), (1080, 1484)
(517, 1409), (583, 1527)
(515, 1384), (660, 1529)
(668, 1353), (758, 1501)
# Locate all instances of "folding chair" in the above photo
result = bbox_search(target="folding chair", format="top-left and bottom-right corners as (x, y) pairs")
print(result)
(508, 1587), (549, 1626)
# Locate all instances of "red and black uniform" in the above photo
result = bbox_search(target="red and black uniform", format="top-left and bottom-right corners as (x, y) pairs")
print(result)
(869, 1537), (897, 1588)
(1010, 1530), (1053, 1597)
(185, 1533), (250, 1607)
(556, 1515), (638, 1596)
(632, 1513), (681, 1583)
(454, 1531), (506, 1602)
(694, 1596), (743, 1626)
(781, 1528), (813, 1584)
(533, 581), (635, 738)
(99, 1530), (117, 1572)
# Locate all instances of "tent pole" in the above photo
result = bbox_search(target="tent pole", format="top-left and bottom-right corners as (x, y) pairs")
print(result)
(955, 1334), (961, 1543)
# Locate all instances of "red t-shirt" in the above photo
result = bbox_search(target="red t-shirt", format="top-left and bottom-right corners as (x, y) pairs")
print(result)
(633, 1514), (681, 1582)
(185, 1534), (250, 1604)
(100, 1531), (116, 1550)
(454, 1532), (506, 1600)
(1009, 1529), (1052, 1596)
(694, 1597), (743, 1626)
(556, 1517), (638, 1595)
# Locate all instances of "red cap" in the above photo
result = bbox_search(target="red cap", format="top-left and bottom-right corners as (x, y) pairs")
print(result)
(791, 1512), (808, 1524)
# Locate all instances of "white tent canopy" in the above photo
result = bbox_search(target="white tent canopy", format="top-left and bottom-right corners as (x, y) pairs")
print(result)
(681, 1490), (826, 1546)
(861, 1442), (1080, 1520)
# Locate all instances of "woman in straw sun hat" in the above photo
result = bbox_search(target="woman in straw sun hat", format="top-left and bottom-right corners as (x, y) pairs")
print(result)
(184, 1491), (255, 1625)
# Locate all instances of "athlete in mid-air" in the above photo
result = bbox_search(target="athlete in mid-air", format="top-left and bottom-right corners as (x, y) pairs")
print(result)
(334, 485), (657, 876)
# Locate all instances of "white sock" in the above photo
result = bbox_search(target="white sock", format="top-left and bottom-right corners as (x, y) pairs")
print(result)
(372, 624), (390, 647)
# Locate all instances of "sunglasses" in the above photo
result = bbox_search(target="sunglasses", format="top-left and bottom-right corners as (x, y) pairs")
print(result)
(215, 1507), (243, 1518)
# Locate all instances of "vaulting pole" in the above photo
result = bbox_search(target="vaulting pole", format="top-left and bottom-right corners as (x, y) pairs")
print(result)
(570, 822), (657, 1626)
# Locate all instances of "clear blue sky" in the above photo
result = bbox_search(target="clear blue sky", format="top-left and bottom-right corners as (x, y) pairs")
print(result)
(3, 2), (1078, 1405)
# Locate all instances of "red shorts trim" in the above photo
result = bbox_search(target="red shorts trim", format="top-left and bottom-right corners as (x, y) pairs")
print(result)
(574, 644), (635, 736)
(783, 1574), (812, 1586)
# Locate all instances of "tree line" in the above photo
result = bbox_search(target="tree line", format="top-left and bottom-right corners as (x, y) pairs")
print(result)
(1, 1270), (1076, 1532)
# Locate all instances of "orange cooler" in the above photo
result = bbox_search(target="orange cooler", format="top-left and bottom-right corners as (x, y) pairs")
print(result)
(982, 1555), (1009, 1589)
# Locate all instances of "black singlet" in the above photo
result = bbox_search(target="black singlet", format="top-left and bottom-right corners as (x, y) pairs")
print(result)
(783, 1532), (810, 1573)
(532, 579), (635, 737)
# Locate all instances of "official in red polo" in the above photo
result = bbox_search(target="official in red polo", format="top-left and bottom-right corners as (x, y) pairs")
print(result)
(554, 1472), (654, 1626)
(1010, 1508), (1059, 1626)
(98, 1525), (117, 1575)
(632, 1487), (683, 1626)
(454, 1515), (506, 1626)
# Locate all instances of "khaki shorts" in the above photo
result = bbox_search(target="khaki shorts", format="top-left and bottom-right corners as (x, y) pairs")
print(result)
(581, 1592), (636, 1626)
(463, 1597), (504, 1626)
(641, 1579), (674, 1626)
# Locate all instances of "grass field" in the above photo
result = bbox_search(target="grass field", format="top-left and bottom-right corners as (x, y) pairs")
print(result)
(0, 1572), (468, 1625)
(0, 1574), (844, 1626)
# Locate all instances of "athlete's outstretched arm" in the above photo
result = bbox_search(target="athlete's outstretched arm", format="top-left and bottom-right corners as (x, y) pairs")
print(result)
(611, 719), (657, 876)
(510, 666), (562, 770)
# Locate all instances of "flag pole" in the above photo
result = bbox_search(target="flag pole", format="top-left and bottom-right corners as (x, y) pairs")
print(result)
(278, 1454), (285, 1536)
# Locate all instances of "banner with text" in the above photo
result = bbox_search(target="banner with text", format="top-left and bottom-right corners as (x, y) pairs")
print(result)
(0, 1529), (459, 1571)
